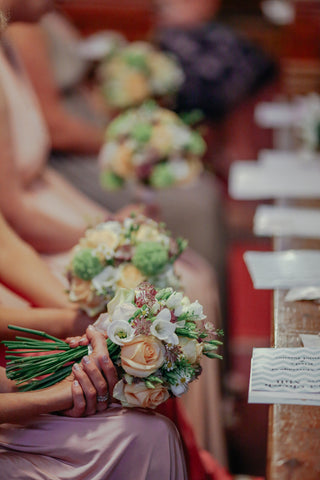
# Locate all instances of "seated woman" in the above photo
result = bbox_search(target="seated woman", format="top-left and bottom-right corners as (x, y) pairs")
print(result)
(6, 10), (106, 154)
(0, 325), (187, 479)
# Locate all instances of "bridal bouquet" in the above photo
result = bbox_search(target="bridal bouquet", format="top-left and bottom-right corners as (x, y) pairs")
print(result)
(67, 215), (187, 316)
(99, 101), (205, 191)
(99, 41), (184, 109)
(3, 282), (223, 408)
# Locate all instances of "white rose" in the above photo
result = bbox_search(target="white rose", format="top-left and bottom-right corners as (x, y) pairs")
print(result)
(178, 336), (203, 364)
(107, 287), (135, 316)
(112, 303), (137, 323)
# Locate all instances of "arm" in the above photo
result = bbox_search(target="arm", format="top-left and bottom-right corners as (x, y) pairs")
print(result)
(0, 327), (117, 423)
(6, 24), (105, 155)
(0, 366), (74, 424)
(0, 213), (75, 308)
(0, 82), (89, 253)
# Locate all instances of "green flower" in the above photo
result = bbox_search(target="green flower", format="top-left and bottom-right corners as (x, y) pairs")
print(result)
(123, 51), (149, 73)
(132, 242), (169, 276)
(72, 249), (104, 281)
(106, 113), (131, 139)
(131, 123), (152, 143)
(150, 164), (175, 189)
(186, 131), (206, 156)
(100, 171), (124, 191)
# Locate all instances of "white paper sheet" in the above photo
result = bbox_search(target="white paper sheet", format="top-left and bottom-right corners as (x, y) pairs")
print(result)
(228, 161), (320, 199)
(244, 250), (320, 289)
(254, 205), (320, 238)
(248, 347), (320, 406)
(300, 334), (320, 348)
(285, 286), (320, 302)
(254, 102), (297, 128)
(258, 149), (320, 165)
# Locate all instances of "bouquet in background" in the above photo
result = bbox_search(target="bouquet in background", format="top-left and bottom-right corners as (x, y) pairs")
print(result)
(3, 282), (223, 408)
(99, 101), (205, 191)
(99, 41), (184, 109)
(67, 215), (187, 316)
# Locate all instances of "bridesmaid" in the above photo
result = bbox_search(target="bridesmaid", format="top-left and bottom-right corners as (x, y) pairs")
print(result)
(0, 325), (188, 480)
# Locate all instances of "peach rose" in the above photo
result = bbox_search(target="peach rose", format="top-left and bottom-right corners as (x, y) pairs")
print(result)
(80, 229), (119, 251)
(112, 144), (135, 178)
(121, 335), (165, 377)
(114, 380), (170, 409)
(149, 124), (173, 156)
(70, 277), (104, 310)
(117, 264), (146, 289)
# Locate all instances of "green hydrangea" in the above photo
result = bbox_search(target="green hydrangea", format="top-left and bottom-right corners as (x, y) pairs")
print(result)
(72, 249), (104, 281)
(131, 123), (152, 143)
(132, 242), (169, 276)
(100, 171), (124, 191)
(150, 164), (175, 189)
(106, 112), (131, 139)
(123, 51), (148, 73)
(186, 131), (206, 156)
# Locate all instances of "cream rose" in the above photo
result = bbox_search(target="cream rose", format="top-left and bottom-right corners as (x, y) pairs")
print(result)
(114, 380), (170, 409)
(117, 264), (146, 289)
(135, 224), (161, 243)
(69, 277), (103, 310)
(121, 335), (165, 377)
(178, 336), (203, 364)
(80, 229), (119, 251)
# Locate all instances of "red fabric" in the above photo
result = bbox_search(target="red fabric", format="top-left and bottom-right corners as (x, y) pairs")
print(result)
(157, 398), (231, 480)
(227, 242), (272, 340)
(0, 344), (6, 368)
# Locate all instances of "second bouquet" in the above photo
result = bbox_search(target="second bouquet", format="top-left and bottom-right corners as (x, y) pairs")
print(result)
(67, 215), (187, 316)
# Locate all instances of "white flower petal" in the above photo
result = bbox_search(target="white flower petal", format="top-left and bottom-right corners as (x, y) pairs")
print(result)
(112, 303), (137, 323)
(155, 308), (171, 322)
(107, 320), (135, 346)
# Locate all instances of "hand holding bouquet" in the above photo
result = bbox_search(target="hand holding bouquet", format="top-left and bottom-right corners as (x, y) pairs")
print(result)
(99, 41), (184, 109)
(67, 215), (187, 316)
(99, 101), (205, 191)
(3, 282), (223, 409)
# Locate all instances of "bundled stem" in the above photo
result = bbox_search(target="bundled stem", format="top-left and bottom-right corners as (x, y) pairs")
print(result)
(2, 325), (120, 391)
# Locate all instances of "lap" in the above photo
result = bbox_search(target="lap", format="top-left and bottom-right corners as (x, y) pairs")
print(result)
(0, 405), (187, 480)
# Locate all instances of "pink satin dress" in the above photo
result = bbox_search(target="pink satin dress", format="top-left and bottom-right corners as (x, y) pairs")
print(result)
(0, 38), (226, 466)
(0, 406), (187, 479)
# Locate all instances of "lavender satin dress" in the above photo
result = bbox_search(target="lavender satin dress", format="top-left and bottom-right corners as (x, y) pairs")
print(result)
(0, 405), (187, 479)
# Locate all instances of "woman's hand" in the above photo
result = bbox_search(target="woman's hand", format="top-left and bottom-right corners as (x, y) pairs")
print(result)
(63, 326), (118, 416)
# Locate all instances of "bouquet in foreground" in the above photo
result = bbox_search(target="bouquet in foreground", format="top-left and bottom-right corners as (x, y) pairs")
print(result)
(98, 101), (205, 191)
(67, 215), (187, 316)
(3, 282), (223, 409)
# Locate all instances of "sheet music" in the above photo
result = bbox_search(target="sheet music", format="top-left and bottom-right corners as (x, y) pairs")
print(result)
(249, 347), (320, 406)
(244, 250), (320, 289)
(229, 161), (320, 199)
(254, 205), (320, 238)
